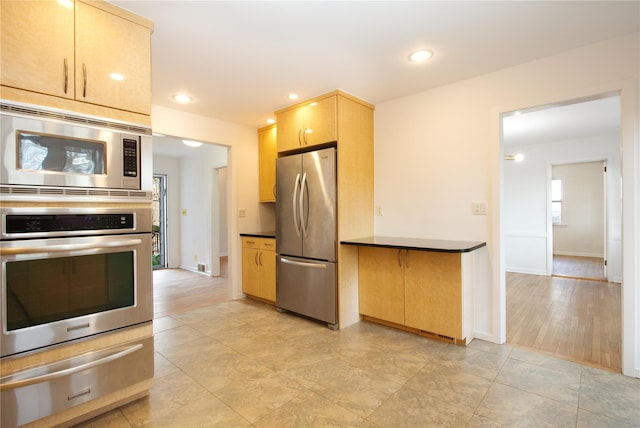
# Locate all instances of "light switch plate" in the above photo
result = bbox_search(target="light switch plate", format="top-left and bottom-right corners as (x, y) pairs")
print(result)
(472, 201), (488, 215)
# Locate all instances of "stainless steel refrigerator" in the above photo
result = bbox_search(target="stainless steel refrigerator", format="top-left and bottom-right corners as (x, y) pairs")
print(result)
(276, 147), (337, 329)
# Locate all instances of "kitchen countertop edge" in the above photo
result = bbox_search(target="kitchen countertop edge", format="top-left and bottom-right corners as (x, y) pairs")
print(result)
(240, 231), (276, 239)
(340, 236), (487, 253)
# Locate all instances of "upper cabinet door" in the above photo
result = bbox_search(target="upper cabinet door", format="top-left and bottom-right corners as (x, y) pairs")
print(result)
(276, 95), (338, 153)
(277, 106), (304, 153)
(258, 125), (277, 202)
(302, 96), (337, 148)
(0, 0), (75, 99)
(75, 1), (152, 115)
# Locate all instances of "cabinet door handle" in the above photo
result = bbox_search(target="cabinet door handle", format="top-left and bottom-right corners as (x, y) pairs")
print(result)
(63, 58), (68, 94)
(405, 250), (409, 269)
(82, 63), (87, 98)
(259, 251), (263, 266)
(397, 249), (402, 267)
(254, 252), (259, 266)
(297, 129), (303, 147)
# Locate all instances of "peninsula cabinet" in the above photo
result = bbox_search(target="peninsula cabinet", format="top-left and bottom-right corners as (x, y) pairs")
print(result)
(344, 237), (487, 345)
(1, 0), (153, 123)
(258, 124), (277, 202)
(242, 236), (276, 303)
(275, 93), (338, 153)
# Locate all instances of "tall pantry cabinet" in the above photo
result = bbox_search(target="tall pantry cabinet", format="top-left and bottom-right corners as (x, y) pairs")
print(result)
(275, 90), (374, 328)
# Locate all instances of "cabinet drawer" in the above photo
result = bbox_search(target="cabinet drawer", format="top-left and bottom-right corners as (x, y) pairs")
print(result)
(1, 336), (153, 428)
(242, 237), (275, 251)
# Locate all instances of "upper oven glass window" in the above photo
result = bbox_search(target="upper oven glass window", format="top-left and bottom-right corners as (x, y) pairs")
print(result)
(16, 131), (106, 175)
(5, 251), (134, 331)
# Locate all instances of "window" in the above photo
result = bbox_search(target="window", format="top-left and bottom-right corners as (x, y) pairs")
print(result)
(551, 179), (563, 224)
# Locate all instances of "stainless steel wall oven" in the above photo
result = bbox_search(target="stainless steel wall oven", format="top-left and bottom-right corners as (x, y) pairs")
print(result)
(0, 206), (153, 357)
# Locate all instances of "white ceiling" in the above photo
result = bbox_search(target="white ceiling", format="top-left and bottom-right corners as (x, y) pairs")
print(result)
(502, 95), (622, 147)
(109, 1), (637, 153)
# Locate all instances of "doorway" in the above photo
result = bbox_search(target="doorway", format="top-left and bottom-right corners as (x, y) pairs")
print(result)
(152, 174), (168, 270)
(502, 94), (622, 370)
(551, 161), (607, 282)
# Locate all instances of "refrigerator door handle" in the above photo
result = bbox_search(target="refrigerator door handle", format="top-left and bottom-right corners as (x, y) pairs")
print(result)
(293, 173), (301, 237)
(280, 257), (327, 269)
(299, 172), (308, 237)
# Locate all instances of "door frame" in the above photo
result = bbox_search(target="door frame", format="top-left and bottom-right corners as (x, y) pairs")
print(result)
(494, 80), (639, 378)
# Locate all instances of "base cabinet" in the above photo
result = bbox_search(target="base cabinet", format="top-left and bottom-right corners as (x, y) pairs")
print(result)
(242, 237), (276, 302)
(358, 246), (470, 343)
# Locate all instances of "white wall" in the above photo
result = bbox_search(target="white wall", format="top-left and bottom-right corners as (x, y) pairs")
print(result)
(374, 33), (639, 376)
(179, 145), (227, 274)
(504, 134), (620, 281)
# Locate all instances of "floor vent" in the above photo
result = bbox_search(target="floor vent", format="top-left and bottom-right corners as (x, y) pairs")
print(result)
(197, 264), (206, 272)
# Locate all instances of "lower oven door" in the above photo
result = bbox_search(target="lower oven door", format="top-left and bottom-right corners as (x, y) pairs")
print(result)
(0, 233), (152, 357)
(1, 336), (153, 428)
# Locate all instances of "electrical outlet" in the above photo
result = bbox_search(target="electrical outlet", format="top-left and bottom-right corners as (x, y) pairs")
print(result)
(376, 205), (383, 216)
(238, 208), (247, 218)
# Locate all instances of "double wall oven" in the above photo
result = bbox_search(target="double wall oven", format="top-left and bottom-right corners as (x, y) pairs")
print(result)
(0, 102), (154, 427)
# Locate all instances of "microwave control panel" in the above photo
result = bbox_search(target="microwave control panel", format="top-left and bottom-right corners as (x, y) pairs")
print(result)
(123, 138), (139, 177)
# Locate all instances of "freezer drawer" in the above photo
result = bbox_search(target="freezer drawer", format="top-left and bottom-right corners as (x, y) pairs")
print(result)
(276, 255), (337, 327)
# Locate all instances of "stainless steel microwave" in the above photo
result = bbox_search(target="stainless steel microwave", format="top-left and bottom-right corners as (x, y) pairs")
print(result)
(0, 102), (152, 192)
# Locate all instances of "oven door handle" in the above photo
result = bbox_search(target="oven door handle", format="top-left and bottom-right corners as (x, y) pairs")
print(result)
(0, 343), (143, 391)
(0, 238), (143, 255)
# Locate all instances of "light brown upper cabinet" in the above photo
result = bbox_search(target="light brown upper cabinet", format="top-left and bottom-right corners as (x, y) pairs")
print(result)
(276, 95), (337, 153)
(1, 1), (75, 100)
(1, 0), (152, 116)
(258, 124), (277, 202)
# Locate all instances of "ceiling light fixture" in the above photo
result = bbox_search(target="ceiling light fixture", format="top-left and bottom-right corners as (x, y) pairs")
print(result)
(266, 118), (276, 125)
(173, 94), (192, 103)
(409, 49), (433, 63)
(505, 154), (525, 162)
(182, 139), (203, 148)
(109, 72), (124, 81)
(288, 94), (299, 100)
(57, 0), (73, 9)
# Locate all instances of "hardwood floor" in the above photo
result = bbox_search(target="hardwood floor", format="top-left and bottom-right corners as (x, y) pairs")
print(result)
(153, 257), (231, 318)
(553, 254), (606, 281)
(506, 271), (621, 372)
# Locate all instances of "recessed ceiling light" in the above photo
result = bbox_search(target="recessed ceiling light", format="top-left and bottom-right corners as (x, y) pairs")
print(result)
(266, 118), (276, 125)
(109, 72), (125, 81)
(288, 94), (299, 100)
(182, 139), (203, 148)
(505, 154), (525, 162)
(409, 49), (433, 63)
(173, 94), (192, 103)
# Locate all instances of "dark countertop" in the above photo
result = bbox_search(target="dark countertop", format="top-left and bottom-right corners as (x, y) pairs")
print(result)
(240, 231), (276, 239)
(341, 236), (486, 253)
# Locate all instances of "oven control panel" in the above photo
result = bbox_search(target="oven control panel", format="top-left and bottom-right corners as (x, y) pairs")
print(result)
(5, 214), (134, 234)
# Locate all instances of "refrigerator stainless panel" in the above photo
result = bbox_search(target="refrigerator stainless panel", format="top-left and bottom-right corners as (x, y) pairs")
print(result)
(301, 148), (336, 261)
(276, 255), (337, 327)
(276, 154), (303, 257)
(276, 147), (336, 261)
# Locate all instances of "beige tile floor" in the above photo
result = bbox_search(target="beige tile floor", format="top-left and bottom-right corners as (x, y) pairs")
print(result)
(76, 298), (639, 428)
